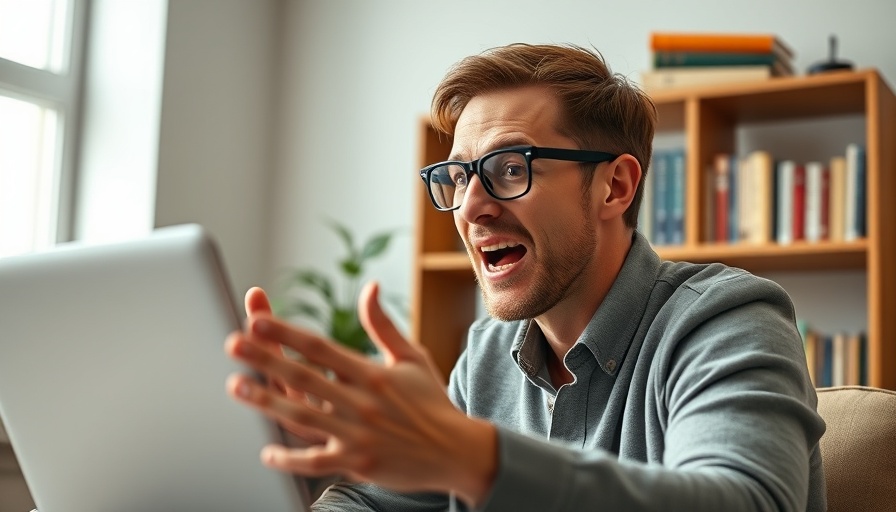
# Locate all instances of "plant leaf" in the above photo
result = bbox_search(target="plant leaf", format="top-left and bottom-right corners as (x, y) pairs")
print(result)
(330, 307), (374, 353)
(340, 259), (362, 277)
(326, 219), (357, 258)
(282, 300), (328, 325)
(360, 232), (393, 262)
(290, 269), (336, 306)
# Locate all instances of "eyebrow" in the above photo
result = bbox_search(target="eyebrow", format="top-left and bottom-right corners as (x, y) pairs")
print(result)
(448, 135), (534, 162)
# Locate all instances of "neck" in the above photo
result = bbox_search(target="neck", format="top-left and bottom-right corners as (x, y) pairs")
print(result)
(535, 229), (633, 384)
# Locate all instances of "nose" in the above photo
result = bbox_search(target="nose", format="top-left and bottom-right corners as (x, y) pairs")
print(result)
(456, 172), (501, 224)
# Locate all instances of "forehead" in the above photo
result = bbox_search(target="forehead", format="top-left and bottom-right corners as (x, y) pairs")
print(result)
(450, 85), (568, 160)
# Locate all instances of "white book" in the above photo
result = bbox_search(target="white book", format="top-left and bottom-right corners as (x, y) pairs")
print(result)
(832, 332), (847, 387)
(776, 160), (795, 245)
(804, 161), (824, 243)
(640, 66), (773, 91)
(844, 144), (860, 241)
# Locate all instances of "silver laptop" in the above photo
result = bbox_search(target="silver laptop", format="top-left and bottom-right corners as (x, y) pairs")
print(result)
(0, 224), (311, 512)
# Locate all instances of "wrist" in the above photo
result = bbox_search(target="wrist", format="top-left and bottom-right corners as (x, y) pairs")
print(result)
(450, 417), (498, 508)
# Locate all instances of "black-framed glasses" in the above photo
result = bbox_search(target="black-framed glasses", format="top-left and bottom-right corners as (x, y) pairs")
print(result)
(419, 145), (618, 211)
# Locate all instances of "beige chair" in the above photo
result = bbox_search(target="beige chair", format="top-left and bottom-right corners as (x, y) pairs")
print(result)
(816, 386), (896, 512)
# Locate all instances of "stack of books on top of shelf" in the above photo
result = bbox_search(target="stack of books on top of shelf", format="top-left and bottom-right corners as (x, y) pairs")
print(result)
(641, 31), (795, 91)
(703, 143), (866, 246)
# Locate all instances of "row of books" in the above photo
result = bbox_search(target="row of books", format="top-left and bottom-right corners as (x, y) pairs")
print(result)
(641, 31), (795, 91)
(708, 144), (866, 245)
(639, 148), (685, 246)
(802, 327), (868, 388)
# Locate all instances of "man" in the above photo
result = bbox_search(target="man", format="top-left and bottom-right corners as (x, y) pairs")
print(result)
(225, 43), (826, 511)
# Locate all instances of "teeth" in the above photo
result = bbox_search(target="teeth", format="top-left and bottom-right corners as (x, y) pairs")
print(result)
(487, 262), (514, 272)
(480, 241), (519, 252)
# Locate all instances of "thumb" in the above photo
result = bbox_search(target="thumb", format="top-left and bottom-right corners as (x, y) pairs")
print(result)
(358, 281), (414, 366)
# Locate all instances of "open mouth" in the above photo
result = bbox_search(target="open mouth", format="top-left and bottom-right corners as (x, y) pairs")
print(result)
(481, 242), (527, 272)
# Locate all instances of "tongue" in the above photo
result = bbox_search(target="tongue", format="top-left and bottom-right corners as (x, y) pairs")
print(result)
(492, 246), (524, 266)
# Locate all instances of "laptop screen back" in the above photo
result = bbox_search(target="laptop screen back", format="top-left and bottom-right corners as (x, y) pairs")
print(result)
(0, 224), (310, 512)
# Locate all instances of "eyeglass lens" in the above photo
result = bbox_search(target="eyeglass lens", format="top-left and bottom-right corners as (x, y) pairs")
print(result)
(428, 150), (530, 210)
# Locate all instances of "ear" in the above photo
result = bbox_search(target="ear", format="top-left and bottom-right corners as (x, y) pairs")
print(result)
(597, 154), (641, 221)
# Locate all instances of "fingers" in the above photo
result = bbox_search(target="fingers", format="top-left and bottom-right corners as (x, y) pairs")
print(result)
(245, 287), (273, 317)
(245, 316), (373, 385)
(225, 332), (359, 411)
(260, 443), (364, 479)
(358, 281), (416, 365)
(226, 372), (351, 440)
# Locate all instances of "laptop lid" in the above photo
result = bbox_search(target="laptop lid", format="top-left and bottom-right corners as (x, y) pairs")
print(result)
(0, 224), (310, 512)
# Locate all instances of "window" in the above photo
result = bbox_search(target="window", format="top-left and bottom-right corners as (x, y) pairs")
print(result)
(0, 0), (86, 257)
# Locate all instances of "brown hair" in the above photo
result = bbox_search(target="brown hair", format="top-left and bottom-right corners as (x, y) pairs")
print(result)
(431, 43), (657, 228)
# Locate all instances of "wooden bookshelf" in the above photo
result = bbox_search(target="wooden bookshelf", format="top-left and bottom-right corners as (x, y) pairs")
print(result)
(410, 69), (896, 390)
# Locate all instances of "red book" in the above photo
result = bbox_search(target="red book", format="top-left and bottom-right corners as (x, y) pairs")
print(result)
(792, 163), (806, 241)
(713, 154), (730, 243)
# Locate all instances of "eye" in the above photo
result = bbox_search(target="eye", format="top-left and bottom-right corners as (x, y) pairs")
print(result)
(450, 169), (468, 187)
(498, 162), (526, 180)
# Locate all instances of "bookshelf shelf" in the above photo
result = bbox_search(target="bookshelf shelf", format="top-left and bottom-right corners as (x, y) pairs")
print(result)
(410, 69), (896, 389)
(657, 240), (867, 272)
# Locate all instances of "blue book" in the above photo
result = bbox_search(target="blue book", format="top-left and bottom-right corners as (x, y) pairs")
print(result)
(653, 150), (669, 245)
(668, 149), (686, 245)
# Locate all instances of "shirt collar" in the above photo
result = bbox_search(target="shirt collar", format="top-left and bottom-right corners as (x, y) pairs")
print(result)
(511, 231), (660, 378)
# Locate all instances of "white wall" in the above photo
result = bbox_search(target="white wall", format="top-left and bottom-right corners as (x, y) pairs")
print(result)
(269, 0), (896, 335)
(96, 0), (895, 328)
(155, 0), (281, 297)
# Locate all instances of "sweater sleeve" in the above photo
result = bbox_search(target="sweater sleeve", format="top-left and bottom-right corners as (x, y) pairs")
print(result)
(474, 273), (825, 512)
(312, 483), (450, 512)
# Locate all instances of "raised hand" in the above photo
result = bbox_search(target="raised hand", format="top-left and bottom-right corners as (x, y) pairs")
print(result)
(225, 282), (496, 506)
(242, 286), (329, 445)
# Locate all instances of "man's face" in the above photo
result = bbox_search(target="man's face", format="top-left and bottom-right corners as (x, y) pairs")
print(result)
(451, 86), (601, 321)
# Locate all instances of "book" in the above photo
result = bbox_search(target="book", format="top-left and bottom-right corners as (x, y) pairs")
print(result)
(804, 161), (828, 243)
(652, 151), (669, 245)
(828, 156), (847, 241)
(820, 334), (833, 387)
(844, 332), (861, 386)
(844, 143), (866, 241)
(832, 332), (846, 387)
(803, 329), (817, 387)
(638, 161), (654, 242)
(668, 149), (686, 245)
(857, 332), (868, 385)
(775, 160), (795, 245)
(640, 66), (773, 91)
(728, 154), (739, 242)
(650, 32), (795, 60)
(792, 162), (806, 241)
(742, 150), (774, 244)
(653, 50), (780, 68)
(712, 154), (731, 243)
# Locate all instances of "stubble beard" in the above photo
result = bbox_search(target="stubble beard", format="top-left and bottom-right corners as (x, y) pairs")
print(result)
(470, 202), (597, 322)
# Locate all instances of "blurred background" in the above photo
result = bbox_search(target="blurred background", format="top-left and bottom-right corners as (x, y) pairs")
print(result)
(2, 0), (895, 508)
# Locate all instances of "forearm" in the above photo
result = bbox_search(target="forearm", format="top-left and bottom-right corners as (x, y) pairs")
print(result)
(477, 426), (795, 512)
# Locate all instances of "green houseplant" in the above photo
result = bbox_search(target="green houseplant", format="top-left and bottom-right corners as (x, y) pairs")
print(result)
(272, 219), (400, 355)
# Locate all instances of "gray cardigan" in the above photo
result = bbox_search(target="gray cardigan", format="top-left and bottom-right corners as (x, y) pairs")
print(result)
(314, 232), (826, 511)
